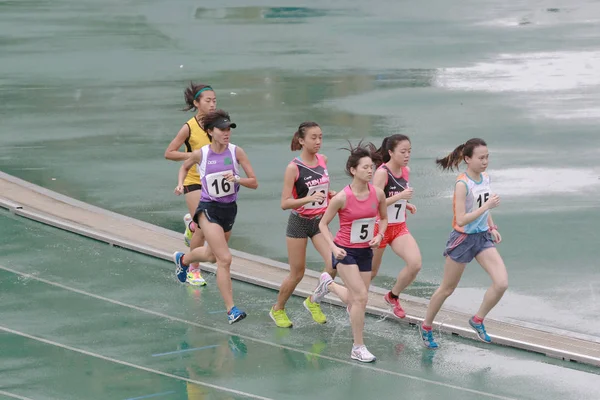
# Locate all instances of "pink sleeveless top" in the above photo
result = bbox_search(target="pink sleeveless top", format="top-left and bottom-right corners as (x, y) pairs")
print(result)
(334, 184), (379, 248)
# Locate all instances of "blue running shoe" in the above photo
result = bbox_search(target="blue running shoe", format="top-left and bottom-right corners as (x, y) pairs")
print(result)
(418, 324), (439, 349)
(469, 318), (491, 343)
(173, 252), (188, 283)
(227, 306), (247, 324)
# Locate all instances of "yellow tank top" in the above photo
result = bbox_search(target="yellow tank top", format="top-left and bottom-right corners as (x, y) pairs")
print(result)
(183, 116), (211, 187)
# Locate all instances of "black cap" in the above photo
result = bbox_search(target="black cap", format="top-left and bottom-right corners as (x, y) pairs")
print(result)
(210, 118), (237, 130)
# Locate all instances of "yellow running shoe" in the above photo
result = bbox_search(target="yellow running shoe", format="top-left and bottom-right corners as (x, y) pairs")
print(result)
(183, 213), (194, 247)
(186, 270), (207, 286)
(269, 307), (293, 328)
(303, 297), (327, 324)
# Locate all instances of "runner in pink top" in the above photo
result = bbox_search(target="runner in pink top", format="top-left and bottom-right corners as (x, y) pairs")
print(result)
(333, 184), (379, 248)
(310, 141), (388, 363)
(371, 134), (423, 320)
(270, 121), (337, 329)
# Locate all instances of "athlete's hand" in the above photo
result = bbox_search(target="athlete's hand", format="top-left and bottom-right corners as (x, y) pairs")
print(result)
(490, 229), (502, 244)
(328, 190), (337, 198)
(174, 185), (184, 196)
(484, 194), (500, 210)
(398, 188), (414, 200)
(369, 233), (383, 248)
(223, 171), (236, 182)
(309, 191), (327, 204)
(407, 203), (417, 214)
(332, 246), (347, 260)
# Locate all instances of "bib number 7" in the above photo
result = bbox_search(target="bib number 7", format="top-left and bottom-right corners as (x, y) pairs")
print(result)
(350, 217), (376, 244)
(387, 199), (406, 223)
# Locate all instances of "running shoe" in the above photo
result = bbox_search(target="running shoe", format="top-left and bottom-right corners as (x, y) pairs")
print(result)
(469, 317), (492, 343)
(312, 272), (333, 303)
(350, 345), (376, 363)
(227, 306), (247, 324)
(183, 213), (194, 247)
(186, 269), (207, 286)
(384, 291), (406, 318)
(173, 251), (188, 283)
(269, 307), (293, 328)
(418, 324), (439, 349)
(303, 297), (327, 324)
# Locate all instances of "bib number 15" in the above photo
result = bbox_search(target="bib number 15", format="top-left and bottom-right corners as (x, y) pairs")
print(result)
(476, 192), (489, 208)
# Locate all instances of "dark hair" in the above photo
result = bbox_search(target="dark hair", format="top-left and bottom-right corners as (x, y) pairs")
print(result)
(201, 109), (231, 142)
(435, 138), (487, 171)
(341, 140), (379, 177)
(183, 82), (214, 111)
(375, 134), (411, 167)
(291, 121), (320, 151)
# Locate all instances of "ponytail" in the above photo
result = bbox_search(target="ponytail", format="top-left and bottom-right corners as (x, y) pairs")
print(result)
(375, 134), (411, 168)
(374, 137), (390, 168)
(182, 82), (213, 112)
(291, 130), (302, 151)
(290, 121), (320, 152)
(369, 142), (384, 168)
(436, 144), (465, 171)
(436, 138), (487, 171)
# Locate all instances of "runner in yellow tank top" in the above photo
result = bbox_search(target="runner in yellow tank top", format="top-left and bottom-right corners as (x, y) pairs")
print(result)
(164, 82), (215, 286)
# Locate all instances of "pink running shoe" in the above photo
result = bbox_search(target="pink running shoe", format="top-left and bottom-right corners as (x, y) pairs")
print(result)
(384, 291), (406, 318)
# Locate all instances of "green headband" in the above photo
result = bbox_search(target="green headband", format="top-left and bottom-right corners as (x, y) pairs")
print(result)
(193, 87), (213, 100)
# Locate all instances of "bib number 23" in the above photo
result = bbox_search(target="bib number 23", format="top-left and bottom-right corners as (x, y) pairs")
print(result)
(304, 183), (329, 210)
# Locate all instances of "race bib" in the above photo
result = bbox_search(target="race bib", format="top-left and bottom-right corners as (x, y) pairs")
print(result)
(473, 185), (491, 209)
(304, 183), (329, 210)
(350, 217), (376, 244)
(387, 199), (406, 223)
(206, 171), (235, 198)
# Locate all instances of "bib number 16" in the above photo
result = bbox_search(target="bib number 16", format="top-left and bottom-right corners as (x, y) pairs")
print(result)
(206, 172), (235, 198)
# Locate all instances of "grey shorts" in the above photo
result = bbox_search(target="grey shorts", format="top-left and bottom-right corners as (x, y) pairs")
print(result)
(286, 212), (322, 239)
(443, 230), (495, 264)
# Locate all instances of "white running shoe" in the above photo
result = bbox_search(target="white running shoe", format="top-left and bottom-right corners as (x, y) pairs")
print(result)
(351, 345), (376, 363)
(312, 272), (333, 303)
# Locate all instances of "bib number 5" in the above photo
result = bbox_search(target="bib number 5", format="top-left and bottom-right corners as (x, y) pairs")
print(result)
(350, 217), (376, 244)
